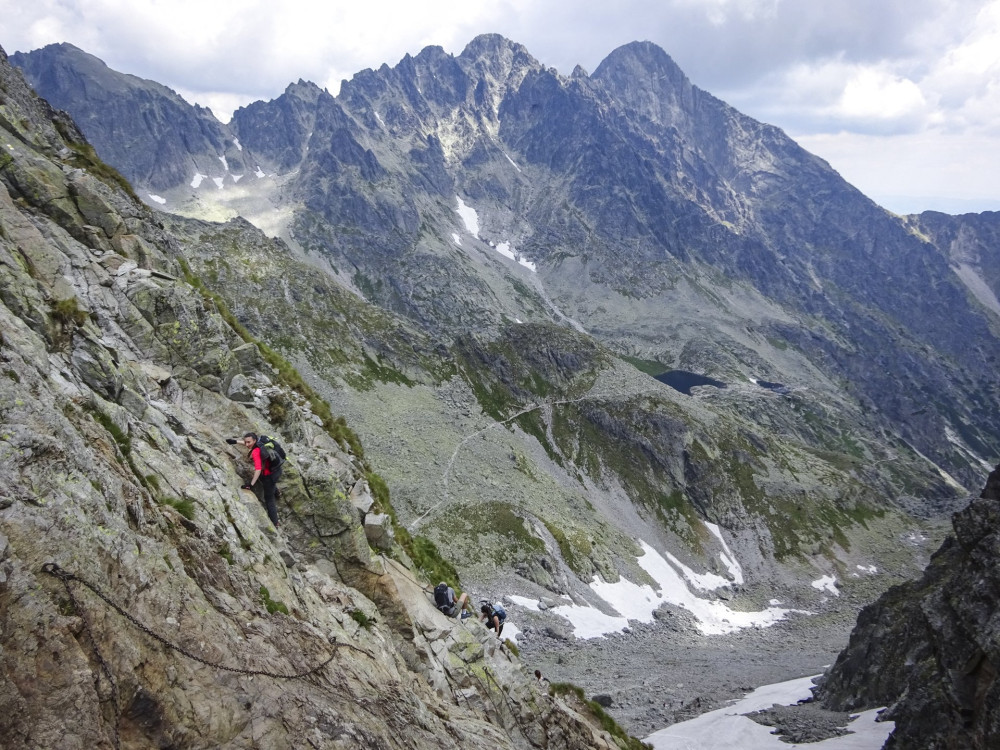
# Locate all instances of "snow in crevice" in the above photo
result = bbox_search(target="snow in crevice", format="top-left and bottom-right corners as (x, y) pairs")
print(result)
(254, 165), (266, 178)
(190, 172), (207, 188)
(503, 151), (522, 172)
(547, 540), (804, 638)
(374, 111), (385, 128)
(147, 194), (166, 205)
(211, 176), (225, 190)
(218, 155), (229, 171)
(232, 174), (243, 183)
(705, 522), (745, 585)
(451, 232), (461, 246)
(455, 196), (479, 237)
(233, 138), (242, 151)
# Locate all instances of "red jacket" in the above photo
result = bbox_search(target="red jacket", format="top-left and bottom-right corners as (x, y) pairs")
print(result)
(250, 445), (273, 476)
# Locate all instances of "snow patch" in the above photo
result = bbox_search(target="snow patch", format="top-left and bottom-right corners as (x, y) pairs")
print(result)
(211, 177), (224, 190)
(856, 565), (877, 574)
(549, 601), (630, 639)
(190, 173), (207, 188)
(811, 575), (839, 595)
(768, 599), (782, 606)
(550, 541), (803, 638)
(704, 522), (744, 585)
(503, 151), (522, 172)
(495, 241), (516, 261)
(254, 166), (266, 178)
(233, 138), (242, 151)
(494, 241), (537, 273)
(647, 675), (893, 750)
(451, 232), (461, 246)
(507, 595), (540, 611)
(218, 155), (229, 171)
(455, 196), (479, 237)
(638, 542), (800, 635)
(232, 174), (243, 183)
(147, 194), (166, 205)
(663, 549), (731, 591)
(374, 111), (385, 127)
(502, 620), (521, 644)
(945, 426), (994, 471)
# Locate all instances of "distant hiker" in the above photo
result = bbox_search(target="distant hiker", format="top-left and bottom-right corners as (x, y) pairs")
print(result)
(227, 432), (284, 527)
(433, 582), (472, 619)
(480, 600), (506, 637)
(534, 669), (550, 686)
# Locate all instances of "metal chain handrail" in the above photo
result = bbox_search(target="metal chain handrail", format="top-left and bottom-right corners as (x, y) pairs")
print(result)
(41, 562), (374, 678)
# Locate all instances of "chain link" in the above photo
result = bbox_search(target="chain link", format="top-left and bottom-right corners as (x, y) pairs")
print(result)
(56, 565), (122, 750)
(41, 562), (362, 678)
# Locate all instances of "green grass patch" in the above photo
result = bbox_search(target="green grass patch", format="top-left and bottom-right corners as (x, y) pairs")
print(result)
(58, 134), (141, 203)
(620, 355), (668, 377)
(50, 296), (89, 328)
(349, 609), (374, 629)
(543, 521), (592, 576)
(160, 497), (195, 521)
(259, 585), (289, 615)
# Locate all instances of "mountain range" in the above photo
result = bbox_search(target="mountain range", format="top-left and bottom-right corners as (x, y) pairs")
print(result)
(5, 34), (1000, 747)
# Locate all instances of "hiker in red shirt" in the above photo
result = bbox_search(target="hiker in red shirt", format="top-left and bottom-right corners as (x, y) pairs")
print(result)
(227, 432), (282, 527)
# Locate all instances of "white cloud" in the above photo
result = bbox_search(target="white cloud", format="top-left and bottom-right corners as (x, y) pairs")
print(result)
(839, 66), (927, 122)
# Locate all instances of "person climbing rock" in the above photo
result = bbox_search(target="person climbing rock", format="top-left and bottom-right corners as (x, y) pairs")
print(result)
(480, 600), (507, 637)
(227, 432), (284, 527)
(433, 582), (472, 619)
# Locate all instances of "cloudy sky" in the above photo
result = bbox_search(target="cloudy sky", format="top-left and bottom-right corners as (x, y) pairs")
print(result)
(2, 0), (1000, 214)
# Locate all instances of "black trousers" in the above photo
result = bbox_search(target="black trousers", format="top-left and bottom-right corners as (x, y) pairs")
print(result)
(260, 466), (282, 525)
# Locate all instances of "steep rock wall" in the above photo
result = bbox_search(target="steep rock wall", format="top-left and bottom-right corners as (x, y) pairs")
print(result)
(816, 464), (1000, 748)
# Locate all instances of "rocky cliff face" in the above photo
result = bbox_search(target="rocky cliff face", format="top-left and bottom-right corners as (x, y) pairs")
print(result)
(9, 43), (262, 192)
(816, 464), (1000, 748)
(0, 46), (637, 750)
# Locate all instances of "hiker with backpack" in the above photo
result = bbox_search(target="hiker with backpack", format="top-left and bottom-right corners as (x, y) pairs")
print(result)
(479, 600), (507, 638)
(433, 582), (472, 620)
(227, 432), (285, 527)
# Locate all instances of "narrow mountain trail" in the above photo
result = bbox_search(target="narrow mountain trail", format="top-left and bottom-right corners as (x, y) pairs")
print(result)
(407, 382), (663, 531)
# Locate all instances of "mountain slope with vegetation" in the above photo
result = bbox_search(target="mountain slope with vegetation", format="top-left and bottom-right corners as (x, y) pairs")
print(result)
(0, 45), (643, 750)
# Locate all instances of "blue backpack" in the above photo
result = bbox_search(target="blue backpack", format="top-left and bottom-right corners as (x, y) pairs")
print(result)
(482, 600), (506, 622)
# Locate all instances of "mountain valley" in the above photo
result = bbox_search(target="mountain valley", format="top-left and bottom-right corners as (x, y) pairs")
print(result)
(4, 33), (1000, 748)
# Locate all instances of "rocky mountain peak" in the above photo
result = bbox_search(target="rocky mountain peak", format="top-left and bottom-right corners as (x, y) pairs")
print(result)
(592, 40), (695, 127)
